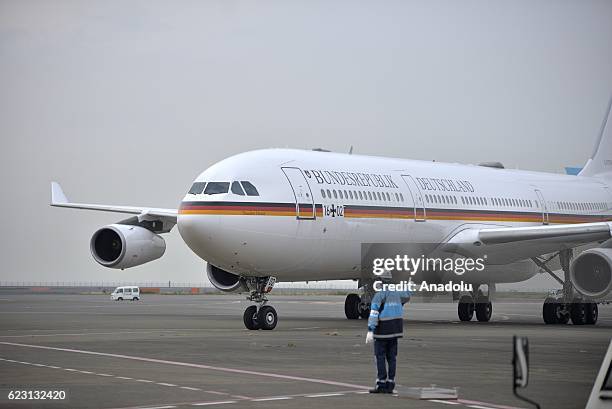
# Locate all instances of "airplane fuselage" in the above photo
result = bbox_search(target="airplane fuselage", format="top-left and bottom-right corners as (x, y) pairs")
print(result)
(177, 149), (612, 285)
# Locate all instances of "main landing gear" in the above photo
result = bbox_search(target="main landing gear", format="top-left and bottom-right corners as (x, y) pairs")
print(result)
(345, 280), (373, 320)
(457, 285), (493, 322)
(534, 249), (598, 325)
(242, 277), (278, 330)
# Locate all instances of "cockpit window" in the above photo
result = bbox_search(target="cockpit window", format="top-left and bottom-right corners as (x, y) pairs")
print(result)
(188, 182), (206, 195)
(231, 181), (245, 195)
(204, 182), (230, 195)
(240, 181), (259, 196)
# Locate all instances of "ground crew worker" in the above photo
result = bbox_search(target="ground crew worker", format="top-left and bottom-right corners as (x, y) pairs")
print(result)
(365, 272), (411, 394)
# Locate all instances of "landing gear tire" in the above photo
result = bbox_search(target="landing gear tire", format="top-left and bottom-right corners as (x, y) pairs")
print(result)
(345, 294), (361, 320)
(543, 297), (560, 324)
(585, 303), (598, 325)
(243, 305), (260, 330)
(475, 299), (492, 322)
(258, 305), (278, 330)
(458, 295), (474, 322)
(359, 301), (371, 319)
(570, 301), (587, 325)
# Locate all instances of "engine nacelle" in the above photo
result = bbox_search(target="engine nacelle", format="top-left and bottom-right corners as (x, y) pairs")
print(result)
(90, 224), (166, 269)
(570, 248), (612, 299)
(207, 264), (247, 292)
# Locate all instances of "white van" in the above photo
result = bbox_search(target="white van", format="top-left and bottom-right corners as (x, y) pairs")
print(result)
(110, 286), (140, 301)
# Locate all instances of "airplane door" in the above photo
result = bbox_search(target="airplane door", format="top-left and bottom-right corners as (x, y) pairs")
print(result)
(401, 175), (426, 221)
(281, 167), (316, 219)
(534, 189), (549, 225)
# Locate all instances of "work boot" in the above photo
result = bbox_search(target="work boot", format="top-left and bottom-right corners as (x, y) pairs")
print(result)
(385, 381), (395, 394)
(369, 381), (387, 394)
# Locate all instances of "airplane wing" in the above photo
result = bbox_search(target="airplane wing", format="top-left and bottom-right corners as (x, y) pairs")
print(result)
(442, 222), (612, 264)
(50, 182), (177, 232)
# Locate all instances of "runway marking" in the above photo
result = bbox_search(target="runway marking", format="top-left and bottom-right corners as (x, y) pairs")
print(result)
(96, 373), (114, 377)
(0, 341), (369, 390)
(204, 391), (228, 395)
(430, 400), (461, 405)
(191, 401), (236, 406)
(116, 376), (133, 380)
(137, 379), (154, 383)
(144, 406), (176, 409)
(0, 330), (192, 338)
(458, 399), (525, 409)
(467, 406), (496, 409)
(307, 392), (345, 397)
(180, 386), (202, 391)
(157, 382), (177, 387)
(251, 396), (292, 401)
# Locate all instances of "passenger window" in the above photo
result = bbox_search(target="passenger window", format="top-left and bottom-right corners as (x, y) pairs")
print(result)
(368, 192), (372, 200)
(188, 182), (206, 195)
(359, 191), (363, 200)
(231, 181), (245, 195)
(321, 189), (326, 199)
(339, 190), (344, 199)
(204, 182), (230, 195)
(240, 181), (259, 196)
(399, 193), (404, 201)
(333, 190), (338, 199)
(327, 189), (331, 198)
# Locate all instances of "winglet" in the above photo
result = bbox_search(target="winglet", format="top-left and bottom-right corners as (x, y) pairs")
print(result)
(51, 181), (68, 205)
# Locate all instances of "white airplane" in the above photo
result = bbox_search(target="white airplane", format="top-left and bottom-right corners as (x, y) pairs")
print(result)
(51, 100), (612, 330)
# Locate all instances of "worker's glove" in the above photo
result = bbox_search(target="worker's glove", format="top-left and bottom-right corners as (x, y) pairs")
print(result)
(365, 331), (374, 344)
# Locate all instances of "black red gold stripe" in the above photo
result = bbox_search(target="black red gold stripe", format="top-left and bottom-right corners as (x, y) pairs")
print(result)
(179, 201), (611, 224)
(180, 201), (323, 217)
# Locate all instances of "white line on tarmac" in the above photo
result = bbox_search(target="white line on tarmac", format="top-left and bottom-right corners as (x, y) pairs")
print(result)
(157, 383), (177, 387)
(180, 386), (202, 391)
(116, 376), (133, 380)
(306, 393), (344, 398)
(430, 400), (460, 405)
(467, 406), (496, 409)
(0, 341), (369, 390)
(136, 379), (154, 383)
(251, 396), (292, 401)
(143, 406), (176, 409)
(191, 401), (236, 406)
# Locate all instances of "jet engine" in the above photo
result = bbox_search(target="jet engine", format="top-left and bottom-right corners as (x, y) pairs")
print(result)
(207, 264), (248, 292)
(570, 248), (612, 299)
(90, 224), (166, 269)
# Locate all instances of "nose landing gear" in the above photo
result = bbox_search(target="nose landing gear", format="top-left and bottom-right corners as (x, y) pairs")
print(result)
(242, 276), (278, 330)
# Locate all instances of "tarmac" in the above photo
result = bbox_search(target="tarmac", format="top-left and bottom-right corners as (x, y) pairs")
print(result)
(0, 293), (610, 409)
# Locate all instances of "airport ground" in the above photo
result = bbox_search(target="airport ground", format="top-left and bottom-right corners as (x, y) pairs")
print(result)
(0, 293), (610, 409)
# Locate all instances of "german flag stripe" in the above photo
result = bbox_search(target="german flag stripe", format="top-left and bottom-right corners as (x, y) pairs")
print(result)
(180, 201), (323, 217)
(179, 201), (610, 223)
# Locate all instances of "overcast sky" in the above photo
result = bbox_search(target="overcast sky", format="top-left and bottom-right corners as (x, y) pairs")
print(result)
(1, 0), (611, 289)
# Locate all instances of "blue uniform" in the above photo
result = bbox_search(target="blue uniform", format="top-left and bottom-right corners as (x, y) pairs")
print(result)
(367, 287), (410, 391)
(367, 288), (411, 338)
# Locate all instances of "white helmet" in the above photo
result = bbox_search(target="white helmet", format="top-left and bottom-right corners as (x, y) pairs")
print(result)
(375, 269), (393, 281)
